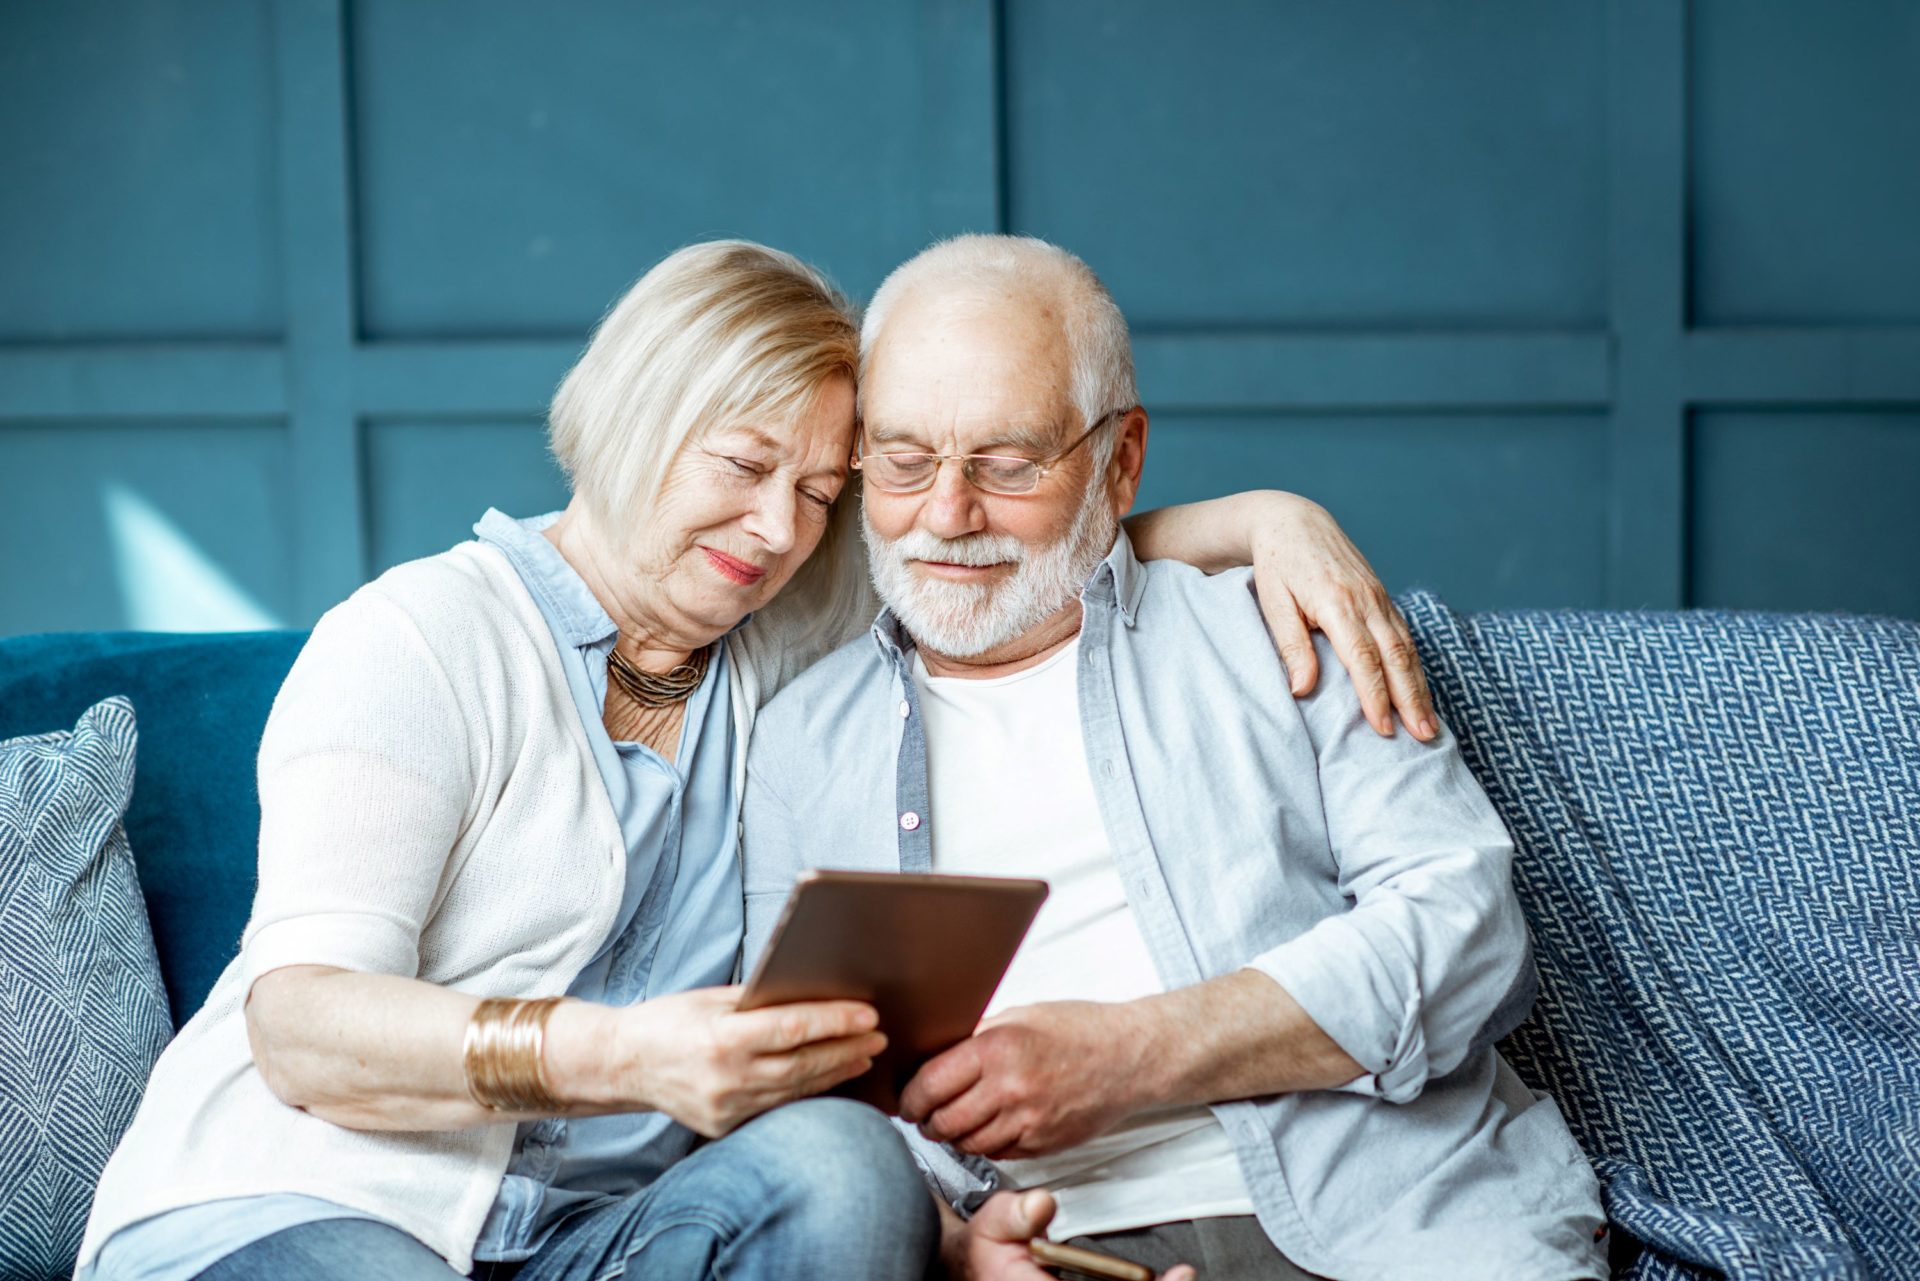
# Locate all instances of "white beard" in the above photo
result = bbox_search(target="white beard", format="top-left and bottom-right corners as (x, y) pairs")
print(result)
(862, 484), (1119, 659)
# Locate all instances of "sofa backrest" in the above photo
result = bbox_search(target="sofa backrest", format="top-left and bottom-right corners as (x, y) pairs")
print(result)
(0, 631), (305, 1025)
(1402, 592), (1919, 1281)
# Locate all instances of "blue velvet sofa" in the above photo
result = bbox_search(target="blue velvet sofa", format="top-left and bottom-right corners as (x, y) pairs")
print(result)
(2, 594), (1914, 1281)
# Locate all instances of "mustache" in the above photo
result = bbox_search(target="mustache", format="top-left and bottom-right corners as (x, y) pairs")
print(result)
(883, 529), (1027, 568)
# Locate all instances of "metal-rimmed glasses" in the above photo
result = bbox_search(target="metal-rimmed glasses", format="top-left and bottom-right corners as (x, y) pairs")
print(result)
(852, 405), (1135, 496)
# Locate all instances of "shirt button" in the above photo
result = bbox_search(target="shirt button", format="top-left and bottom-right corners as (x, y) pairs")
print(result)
(899, 699), (911, 718)
(899, 811), (922, 832)
(1101, 759), (1118, 779)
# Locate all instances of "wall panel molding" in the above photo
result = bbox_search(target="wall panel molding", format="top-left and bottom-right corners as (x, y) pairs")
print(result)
(1603, 0), (1688, 609)
(273, 0), (365, 617)
(919, 0), (1004, 236)
(0, 347), (287, 419)
(1686, 330), (1920, 404)
(1134, 333), (1611, 413)
(2, 0), (1915, 629)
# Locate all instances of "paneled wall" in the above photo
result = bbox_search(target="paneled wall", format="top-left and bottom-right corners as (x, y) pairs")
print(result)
(3, 0), (1917, 634)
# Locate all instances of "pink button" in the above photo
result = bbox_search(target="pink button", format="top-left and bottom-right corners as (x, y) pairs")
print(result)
(899, 811), (921, 831)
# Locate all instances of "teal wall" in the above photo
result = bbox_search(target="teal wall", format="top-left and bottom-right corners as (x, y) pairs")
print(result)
(3, 0), (1917, 634)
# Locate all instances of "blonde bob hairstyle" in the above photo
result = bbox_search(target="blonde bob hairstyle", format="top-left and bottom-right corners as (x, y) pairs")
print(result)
(548, 240), (869, 642)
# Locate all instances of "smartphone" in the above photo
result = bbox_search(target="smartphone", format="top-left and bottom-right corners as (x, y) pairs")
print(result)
(1029, 1237), (1157, 1281)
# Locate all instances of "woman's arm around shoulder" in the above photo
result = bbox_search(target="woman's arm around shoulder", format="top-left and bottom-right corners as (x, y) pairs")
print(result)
(1123, 490), (1436, 740)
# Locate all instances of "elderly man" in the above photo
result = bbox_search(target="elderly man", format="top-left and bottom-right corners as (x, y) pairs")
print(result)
(741, 236), (1605, 1281)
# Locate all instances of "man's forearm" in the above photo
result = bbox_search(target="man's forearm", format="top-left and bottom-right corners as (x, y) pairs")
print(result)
(1129, 968), (1365, 1105)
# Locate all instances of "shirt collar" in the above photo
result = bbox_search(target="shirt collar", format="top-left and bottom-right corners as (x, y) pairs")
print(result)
(1083, 526), (1145, 627)
(867, 527), (1144, 665)
(473, 508), (618, 648)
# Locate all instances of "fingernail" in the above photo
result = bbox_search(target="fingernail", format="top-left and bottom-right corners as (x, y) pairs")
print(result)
(1419, 718), (1436, 739)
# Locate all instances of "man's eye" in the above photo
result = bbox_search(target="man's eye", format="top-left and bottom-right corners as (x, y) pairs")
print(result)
(973, 457), (1034, 483)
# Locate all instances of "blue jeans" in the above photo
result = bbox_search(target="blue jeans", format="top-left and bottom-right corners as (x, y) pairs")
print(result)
(194, 1099), (937, 1280)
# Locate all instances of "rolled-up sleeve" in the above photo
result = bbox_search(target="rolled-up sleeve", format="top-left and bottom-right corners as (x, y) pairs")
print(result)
(1246, 634), (1531, 1104)
(241, 591), (476, 993)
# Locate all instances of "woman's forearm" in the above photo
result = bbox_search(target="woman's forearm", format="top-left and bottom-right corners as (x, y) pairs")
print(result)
(245, 965), (628, 1131)
(245, 966), (882, 1136)
(1123, 489), (1302, 572)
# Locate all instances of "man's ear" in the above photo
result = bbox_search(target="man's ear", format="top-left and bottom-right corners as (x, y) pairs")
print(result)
(1109, 406), (1149, 518)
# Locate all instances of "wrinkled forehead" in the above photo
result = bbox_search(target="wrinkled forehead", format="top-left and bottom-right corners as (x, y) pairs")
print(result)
(863, 291), (1075, 447)
(704, 375), (856, 461)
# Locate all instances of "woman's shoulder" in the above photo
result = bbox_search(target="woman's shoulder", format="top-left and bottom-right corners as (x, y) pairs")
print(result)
(283, 541), (561, 716)
(328, 541), (543, 655)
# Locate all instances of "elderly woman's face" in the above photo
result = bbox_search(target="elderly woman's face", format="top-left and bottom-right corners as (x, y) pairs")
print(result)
(636, 376), (856, 633)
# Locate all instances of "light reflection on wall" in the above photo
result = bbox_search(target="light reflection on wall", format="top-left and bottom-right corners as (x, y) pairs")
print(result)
(102, 484), (284, 632)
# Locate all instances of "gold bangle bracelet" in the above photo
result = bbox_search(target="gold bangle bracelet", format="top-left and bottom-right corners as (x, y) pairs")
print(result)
(462, 996), (567, 1113)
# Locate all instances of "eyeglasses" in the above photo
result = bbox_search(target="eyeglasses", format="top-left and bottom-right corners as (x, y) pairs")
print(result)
(852, 406), (1134, 496)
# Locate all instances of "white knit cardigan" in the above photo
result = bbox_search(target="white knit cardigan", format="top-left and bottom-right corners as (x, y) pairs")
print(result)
(77, 538), (861, 1274)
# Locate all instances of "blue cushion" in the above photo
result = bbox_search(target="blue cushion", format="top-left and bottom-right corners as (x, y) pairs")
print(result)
(0, 698), (171, 1281)
(0, 631), (306, 1023)
(1402, 592), (1917, 1281)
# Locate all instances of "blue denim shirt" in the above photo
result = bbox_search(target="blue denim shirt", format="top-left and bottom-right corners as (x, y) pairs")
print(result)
(741, 532), (1606, 1281)
(86, 511), (743, 1280)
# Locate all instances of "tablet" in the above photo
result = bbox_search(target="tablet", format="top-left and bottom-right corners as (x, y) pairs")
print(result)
(739, 869), (1049, 1113)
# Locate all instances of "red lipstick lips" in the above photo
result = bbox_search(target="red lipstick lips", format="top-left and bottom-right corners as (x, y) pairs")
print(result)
(703, 547), (766, 586)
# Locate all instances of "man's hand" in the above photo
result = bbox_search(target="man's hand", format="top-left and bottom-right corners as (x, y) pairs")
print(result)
(901, 1001), (1151, 1160)
(939, 1191), (1196, 1281)
(1243, 492), (1436, 741)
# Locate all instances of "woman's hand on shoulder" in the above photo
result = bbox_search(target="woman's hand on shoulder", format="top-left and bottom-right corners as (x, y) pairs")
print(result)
(565, 986), (886, 1136)
(1240, 491), (1436, 740)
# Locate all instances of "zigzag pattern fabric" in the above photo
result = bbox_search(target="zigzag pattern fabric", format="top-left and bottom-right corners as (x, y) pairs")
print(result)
(1401, 593), (1919, 1281)
(0, 698), (170, 1281)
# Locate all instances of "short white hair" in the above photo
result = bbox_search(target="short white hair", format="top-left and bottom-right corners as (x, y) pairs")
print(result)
(859, 235), (1137, 467)
(548, 240), (868, 644)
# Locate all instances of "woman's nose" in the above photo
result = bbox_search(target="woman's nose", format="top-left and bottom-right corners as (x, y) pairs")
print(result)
(742, 484), (797, 555)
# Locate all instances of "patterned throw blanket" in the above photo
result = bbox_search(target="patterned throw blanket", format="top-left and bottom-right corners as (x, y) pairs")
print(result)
(1401, 593), (1920, 1281)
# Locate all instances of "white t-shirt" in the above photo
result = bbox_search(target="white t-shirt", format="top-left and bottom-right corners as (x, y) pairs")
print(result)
(911, 639), (1255, 1239)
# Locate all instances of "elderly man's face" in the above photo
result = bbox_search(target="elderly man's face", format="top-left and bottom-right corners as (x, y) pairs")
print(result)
(858, 287), (1140, 658)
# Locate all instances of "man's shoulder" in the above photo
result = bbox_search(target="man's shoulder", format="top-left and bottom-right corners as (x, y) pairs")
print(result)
(1132, 556), (1265, 635)
(1128, 557), (1347, 700)
(752, 627), (892, 751)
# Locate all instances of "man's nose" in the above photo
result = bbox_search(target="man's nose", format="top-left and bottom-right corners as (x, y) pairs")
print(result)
(920, 461), (986, 540)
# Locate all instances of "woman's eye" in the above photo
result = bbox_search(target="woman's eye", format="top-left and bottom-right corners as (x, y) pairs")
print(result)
(726, 457), (763, 476)
(800, 488), (833, 508)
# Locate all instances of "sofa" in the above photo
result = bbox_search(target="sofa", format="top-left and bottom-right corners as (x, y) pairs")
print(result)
(1, 594), (1914, 1281)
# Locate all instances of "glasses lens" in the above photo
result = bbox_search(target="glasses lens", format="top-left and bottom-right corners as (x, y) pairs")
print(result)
(966, 456), (1041, 495)
(865, 453), (939, 492)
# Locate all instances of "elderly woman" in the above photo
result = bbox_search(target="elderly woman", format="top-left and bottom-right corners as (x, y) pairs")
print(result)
(76, 241), (1430, 1281)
